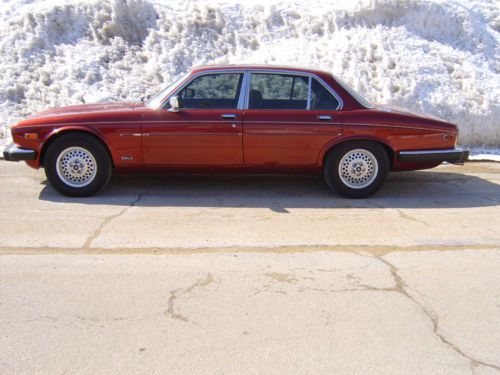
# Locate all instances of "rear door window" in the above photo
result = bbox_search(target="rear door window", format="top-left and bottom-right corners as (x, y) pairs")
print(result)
(249, 73), (308, 110)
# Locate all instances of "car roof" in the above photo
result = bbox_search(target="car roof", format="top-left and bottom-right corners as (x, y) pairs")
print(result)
(190, 64), (332, 77)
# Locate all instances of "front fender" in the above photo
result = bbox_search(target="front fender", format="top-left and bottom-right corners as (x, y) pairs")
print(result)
(38, 126), (109, 167)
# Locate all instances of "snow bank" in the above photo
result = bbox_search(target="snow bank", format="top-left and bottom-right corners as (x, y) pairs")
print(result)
(0, 0), (499, 148)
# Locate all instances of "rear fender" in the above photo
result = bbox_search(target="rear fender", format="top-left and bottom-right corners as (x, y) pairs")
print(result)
(318, 135), (395, 168)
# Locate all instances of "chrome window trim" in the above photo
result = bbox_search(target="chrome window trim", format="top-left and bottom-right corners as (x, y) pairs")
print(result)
(238, 71), (250, 109)
(156, 68), (344, 111)
(245, 69), (343, 111)
(242, 71), (251, 110)
(157, 70), (247, 110)
(307, 76), (312, 110)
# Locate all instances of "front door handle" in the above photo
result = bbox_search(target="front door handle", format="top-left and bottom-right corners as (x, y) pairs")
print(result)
(318, 115), (332, 121)
(222, 114), (236, 120)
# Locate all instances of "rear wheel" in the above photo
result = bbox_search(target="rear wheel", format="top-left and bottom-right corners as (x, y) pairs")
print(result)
(44, 133), (112, 197)
(324, 141), (389, 198)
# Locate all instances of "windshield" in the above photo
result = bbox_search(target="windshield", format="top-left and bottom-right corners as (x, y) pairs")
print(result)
(333, 75), (374, 109)
(146, 73), (189, 109)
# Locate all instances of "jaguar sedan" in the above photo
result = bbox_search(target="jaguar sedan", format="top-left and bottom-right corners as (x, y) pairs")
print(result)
(3, 65), (468, 198)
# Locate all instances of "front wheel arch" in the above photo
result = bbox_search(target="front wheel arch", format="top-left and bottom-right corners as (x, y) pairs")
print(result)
(43, 132), (113, 196)
(40, 130), (113, 168)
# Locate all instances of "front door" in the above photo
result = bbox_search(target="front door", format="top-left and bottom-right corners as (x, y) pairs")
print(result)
(142, 72), (244, 166)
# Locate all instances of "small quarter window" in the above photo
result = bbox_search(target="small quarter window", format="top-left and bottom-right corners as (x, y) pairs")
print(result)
(249, 73), (309, 110)
(177, 73), (243, 109)
(310, 78), (340, 110)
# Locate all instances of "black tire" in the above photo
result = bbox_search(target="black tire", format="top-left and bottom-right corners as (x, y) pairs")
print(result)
(44, 133), (112, 197)
(324, 141), (389, 198)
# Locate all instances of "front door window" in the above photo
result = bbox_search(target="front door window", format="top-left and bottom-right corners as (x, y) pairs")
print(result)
(176, 73), (243, 109)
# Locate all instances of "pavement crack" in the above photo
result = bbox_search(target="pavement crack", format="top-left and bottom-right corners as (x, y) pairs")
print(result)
(84, 192), (146, 248)
(371, 253), (500, 371)
(366, 199), (429, 226)
(165, 273), (214, 323)
(394, 209), (430, 227)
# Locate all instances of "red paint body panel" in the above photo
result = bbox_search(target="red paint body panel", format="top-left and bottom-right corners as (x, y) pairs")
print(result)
(141, 108), (243, 166)
(9, 65), (460, 174)
(243, 110), (342, 168)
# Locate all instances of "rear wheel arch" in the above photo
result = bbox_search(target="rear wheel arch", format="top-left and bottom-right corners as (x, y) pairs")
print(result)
(40, 129), (113, 168)
(321, 138), (395, 170)
(322, 139), (392, 198)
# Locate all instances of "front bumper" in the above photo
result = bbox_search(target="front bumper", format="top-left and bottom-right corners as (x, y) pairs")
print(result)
(397, 148), (469, 164)
(3, 143), (37, 161)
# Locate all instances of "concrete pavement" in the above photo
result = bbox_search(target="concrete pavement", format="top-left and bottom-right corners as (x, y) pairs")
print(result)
(0, 161), (499, 374)
(1, 250), (499, 374)
(0, 161), (499, 250)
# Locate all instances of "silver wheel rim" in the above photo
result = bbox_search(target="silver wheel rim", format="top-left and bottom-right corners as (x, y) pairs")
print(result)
(338, 149), (379, 189)
(56, 147), (97, 188)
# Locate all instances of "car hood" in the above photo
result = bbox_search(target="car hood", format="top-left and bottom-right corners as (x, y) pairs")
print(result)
(27, 102), (137, 120)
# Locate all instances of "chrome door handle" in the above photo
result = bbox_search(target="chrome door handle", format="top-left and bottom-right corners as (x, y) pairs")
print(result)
(222, 114), (236, 120)
(318, 115), (332, 121)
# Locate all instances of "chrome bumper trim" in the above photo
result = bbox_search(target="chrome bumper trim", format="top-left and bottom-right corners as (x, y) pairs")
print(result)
(398, 148), (469, 164)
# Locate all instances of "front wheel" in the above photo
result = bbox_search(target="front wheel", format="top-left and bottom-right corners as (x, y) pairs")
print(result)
(44, 133), (112, 197)
(324, 141), (389, 198)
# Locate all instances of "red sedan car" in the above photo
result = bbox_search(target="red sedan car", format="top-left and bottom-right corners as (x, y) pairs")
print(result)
(4, 65), (468, 198)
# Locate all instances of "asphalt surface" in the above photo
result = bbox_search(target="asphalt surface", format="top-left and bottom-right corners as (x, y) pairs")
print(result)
(0, 160), (499, 374)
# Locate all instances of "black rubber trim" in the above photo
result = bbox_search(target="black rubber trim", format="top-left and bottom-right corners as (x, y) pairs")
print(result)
(398, 148), (469, 164)
(3, 143), (37, 162)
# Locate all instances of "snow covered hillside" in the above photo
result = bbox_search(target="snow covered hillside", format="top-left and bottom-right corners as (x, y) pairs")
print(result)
(0, 0), (498, 148)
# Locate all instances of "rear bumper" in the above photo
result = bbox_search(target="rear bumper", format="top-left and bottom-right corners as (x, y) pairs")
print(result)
(398, 148), (469, 164)
(3, 143), (37, 161)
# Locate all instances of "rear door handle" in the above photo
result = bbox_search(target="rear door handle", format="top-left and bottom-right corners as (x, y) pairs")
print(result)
(318, 115), (332, 121)
(222, 114), (236, 120)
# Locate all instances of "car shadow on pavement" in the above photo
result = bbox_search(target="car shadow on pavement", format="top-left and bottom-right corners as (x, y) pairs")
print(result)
(38, 169), (500, 210)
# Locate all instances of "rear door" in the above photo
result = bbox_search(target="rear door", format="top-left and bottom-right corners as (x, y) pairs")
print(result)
(242, 72), (343, 168)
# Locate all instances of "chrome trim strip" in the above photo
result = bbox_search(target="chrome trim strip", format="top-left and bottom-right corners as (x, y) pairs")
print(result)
(8, 147), (36, 155)
(307, 76), (312, 110)
(119, 133), (141, 137)
(159, 68), (344, 111)
(31, 121), (452, 134)
(397, 148), (468, 164)
(245, 130), (342, 135)
(243, 70), (250, 109)
(342, 122), (456, 133)
(243, 121), (342, 125)
(239, 71), (250, 110)
(143, 120), (240, 124)
(144, 132), (241, 137)
(399, 148), (465, 156)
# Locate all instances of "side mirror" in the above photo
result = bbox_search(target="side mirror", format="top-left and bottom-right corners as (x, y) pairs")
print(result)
(168, 95), (180, 112)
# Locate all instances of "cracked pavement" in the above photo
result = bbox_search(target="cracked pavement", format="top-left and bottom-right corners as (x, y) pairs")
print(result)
(0, 161), (499, 374)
